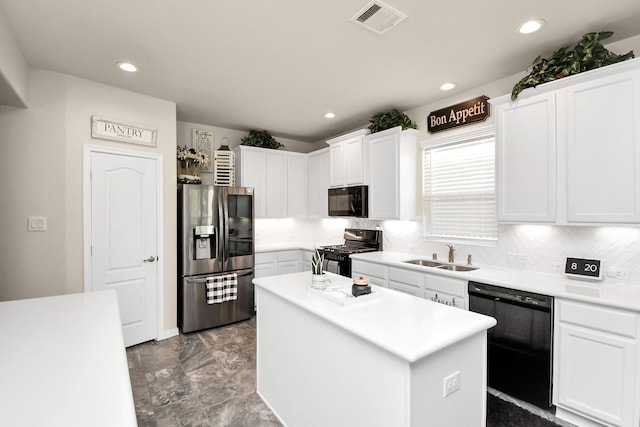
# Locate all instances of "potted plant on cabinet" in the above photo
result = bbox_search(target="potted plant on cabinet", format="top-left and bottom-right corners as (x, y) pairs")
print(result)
(368, 109), (417, 134)
(240, 129), (284, 149)
(511, 31), (634, 100)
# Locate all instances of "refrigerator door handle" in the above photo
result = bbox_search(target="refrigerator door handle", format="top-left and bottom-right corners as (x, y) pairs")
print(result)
(216, 189), (226, 264)
(221, 188), (230, 263)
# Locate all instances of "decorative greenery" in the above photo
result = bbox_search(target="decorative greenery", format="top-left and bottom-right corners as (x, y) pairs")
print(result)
(368, 109), (417, 133)
(240, 129), (284, 149)
(176, 145), (208, 167)
(511, 31), (634, 100)
(311, 248), (324, 275)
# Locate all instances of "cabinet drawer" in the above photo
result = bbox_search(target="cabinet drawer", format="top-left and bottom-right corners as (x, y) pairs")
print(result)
(351, 260), (386, 279)
(256, 252), (276, 264)
(557, 299), (637, 338)
(388, 267), (421, 286)
(389, 280), (421, 297)
(424, 274), (466, 298)
(278, 250), (300, 262)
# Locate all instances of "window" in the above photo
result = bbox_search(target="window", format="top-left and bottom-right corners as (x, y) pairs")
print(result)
(422, 126), (497, 245)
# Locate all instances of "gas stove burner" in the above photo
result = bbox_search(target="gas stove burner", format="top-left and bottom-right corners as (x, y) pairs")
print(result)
(318, 228), (383, 277)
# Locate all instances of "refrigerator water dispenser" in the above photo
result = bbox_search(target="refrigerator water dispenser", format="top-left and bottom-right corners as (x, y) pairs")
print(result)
(194, 225), (216, 259)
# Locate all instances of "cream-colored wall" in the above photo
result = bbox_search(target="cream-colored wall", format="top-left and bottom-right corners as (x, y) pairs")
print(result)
(0, 69), (178, 333)
(0, 10), (28, 106)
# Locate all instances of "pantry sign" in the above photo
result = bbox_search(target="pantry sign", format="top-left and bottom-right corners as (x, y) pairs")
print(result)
(91, 116), (157, 147)
(427, 96), (490, 133)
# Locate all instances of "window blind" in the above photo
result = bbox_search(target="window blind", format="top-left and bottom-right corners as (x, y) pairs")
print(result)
(423, 134), (497, 243)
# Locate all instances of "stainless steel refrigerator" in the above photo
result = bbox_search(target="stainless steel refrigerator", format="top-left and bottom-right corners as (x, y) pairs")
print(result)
(177, 184), (255, 333)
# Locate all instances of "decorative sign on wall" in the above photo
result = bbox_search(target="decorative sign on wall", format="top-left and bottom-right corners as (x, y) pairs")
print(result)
(192, 129), (214, 172)
(91, 116), (157, 146)
(427, 96), (490, 133)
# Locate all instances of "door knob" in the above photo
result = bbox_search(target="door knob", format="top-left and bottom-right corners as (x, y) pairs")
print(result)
(143, 256), (156, 263)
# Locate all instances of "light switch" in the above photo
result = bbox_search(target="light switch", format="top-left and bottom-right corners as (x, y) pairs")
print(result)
(27, 216), (47, 232)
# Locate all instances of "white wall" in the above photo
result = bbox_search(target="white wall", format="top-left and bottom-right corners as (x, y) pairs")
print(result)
(0, 69), (179, 333)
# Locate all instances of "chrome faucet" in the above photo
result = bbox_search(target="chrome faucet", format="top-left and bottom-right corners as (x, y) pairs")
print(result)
(446, 244), (455, 263)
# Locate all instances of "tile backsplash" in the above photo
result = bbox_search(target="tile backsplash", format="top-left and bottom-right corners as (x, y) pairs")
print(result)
(256, 218), (640, 283)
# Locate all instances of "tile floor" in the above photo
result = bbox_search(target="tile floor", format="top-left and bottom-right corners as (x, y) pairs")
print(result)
(127, 317), (572, 427)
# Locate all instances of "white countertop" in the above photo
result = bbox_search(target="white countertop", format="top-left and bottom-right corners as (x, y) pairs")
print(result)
(0, 291), (137, 427)
(351, 251), (640, 312)
(254, 271), (496, 363)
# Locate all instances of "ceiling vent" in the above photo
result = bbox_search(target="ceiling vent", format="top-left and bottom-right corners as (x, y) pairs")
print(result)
(350, 1), (407, 35)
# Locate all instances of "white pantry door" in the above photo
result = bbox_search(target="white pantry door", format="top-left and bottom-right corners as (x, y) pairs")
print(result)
(90, 151), (158, 347)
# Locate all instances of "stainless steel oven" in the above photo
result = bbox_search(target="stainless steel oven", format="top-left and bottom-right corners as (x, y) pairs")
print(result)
(468, 281), (554, 409)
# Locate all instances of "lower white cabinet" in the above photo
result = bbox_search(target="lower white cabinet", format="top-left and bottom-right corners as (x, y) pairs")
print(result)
(351, 260), (466, 308)
(388, 267), (423, 297)
(255, 250), (303, 279)
(351, 259), (388, 288)
(554, 299), (639, 427)
(423, 273), (467, 309)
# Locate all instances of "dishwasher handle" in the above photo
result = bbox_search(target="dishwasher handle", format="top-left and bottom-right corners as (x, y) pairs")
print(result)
(468, 281), (553, 311)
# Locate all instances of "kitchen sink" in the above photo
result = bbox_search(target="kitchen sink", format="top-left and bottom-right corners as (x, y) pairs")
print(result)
(403, 259), (479, 272)
(435, 264), (478, 272)
(404, 259), (444, 267)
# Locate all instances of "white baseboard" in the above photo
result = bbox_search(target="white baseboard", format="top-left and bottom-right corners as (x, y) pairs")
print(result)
(157, 327), (179, 341)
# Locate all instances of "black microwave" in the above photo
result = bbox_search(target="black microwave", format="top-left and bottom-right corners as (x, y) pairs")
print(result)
(328, 185), (368, 218)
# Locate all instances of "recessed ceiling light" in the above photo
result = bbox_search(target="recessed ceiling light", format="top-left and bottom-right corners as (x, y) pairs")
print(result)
(518, 19), (545, 34)
(116, 62), (138, 72)
(324, 112), (336, 119)
(439, 82), (456, 91)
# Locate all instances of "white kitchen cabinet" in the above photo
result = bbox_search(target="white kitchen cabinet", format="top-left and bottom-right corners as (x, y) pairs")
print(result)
(234, 146), (305, 218)
(255, 252), (278, 278)
(276, 250), (303, 275)
(265, 150), (287, 218)
(255, 250), (303, 279)
(493, 92), (557, 222)
(490, 58), (640, 225)
(366, 126), (418, 220)
(423, 273), (467, 309)
(351, 259), (387, 288)
(301, 249), (314, 273)
(307, 148), (329, 218)
(326, 129), (369, 187)
(286, 153), (308, 218)
(564, 69), (640, 223)
(554, 299), (639, 427)
(388, 267), (423, 297)
(235, 146), (267, 218)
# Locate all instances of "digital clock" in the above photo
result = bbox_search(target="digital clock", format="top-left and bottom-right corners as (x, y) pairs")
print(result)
(564, 257), (603, 281)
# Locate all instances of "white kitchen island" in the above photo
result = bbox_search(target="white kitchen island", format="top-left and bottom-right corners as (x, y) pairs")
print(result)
(254, 271), (496, 427)
(0, 290), (137, 427)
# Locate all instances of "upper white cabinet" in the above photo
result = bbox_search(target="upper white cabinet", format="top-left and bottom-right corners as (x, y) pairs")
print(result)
(307, 148), (329, 218)
(366, 126), (418, 220)
(564, 70), (640, 222)
(286, 152), (308, 218)
(326, 129), (369, 187)
(234, 146), (306, 218)
(234, 146), (268, 218)
(491, 58), (640, 224)
(493, 92), (557, 222)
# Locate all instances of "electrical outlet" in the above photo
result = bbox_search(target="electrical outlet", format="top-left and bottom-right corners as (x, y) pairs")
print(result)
(27, 216), (47, 232)
(607, 267), (630, 280)
(551, 262), (563, 273)
(443, 371), (460, 397)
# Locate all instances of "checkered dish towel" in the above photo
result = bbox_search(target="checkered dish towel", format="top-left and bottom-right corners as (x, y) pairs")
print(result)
(205, 273), (238, 304)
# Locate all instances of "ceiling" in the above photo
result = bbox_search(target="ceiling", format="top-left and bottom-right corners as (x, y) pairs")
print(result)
(2, 0), (640, 142)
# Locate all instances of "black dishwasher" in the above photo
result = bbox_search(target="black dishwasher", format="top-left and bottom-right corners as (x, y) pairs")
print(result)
(468, 281), (554, 409)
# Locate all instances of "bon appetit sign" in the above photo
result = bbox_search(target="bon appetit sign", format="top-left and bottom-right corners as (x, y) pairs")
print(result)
(427, 96), (490, 133)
